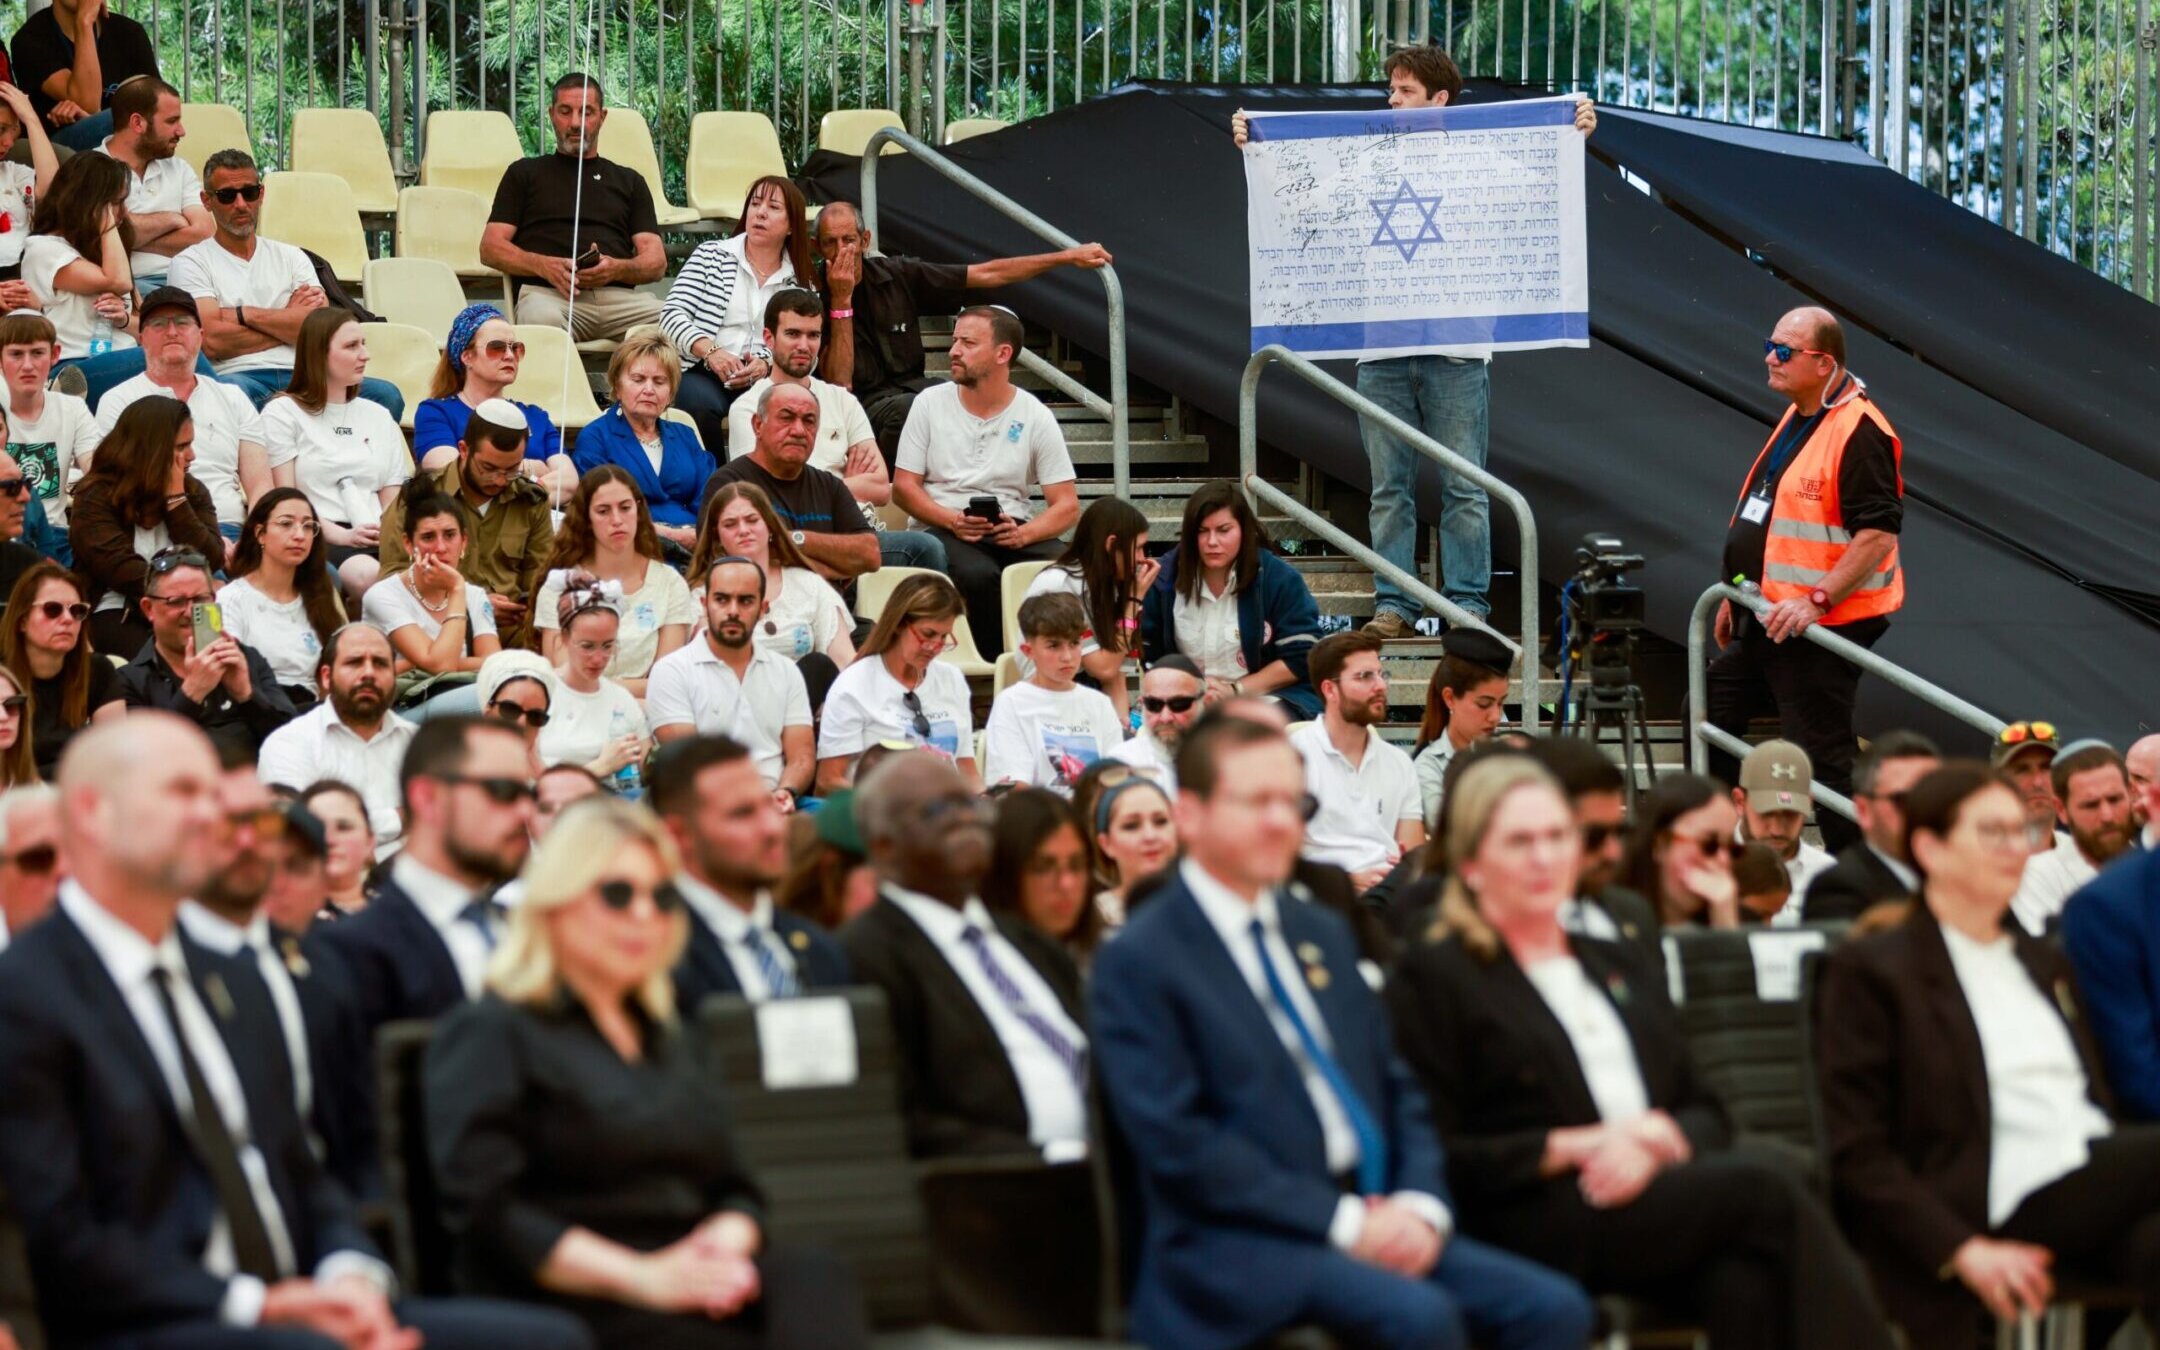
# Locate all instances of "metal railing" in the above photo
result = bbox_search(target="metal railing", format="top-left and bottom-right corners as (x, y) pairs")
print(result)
(1684, 581), (2007, 821)
(1239, 345), (1544, 732)
(860, 126), (1133, 497)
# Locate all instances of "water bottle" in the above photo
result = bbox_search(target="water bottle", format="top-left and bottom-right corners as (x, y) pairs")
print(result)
(608, 708), (643, 799)
(87, 312), (113, 357)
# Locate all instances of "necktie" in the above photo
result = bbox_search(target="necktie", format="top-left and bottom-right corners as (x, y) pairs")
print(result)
(960, 925), (1087, 1089)
(149, 966), (284, 1281)
(742, 927), (800, 999)
(249, 934), (314, 1118)
(458, 896), (501, 952)
(1250, 918), (1387, 1195)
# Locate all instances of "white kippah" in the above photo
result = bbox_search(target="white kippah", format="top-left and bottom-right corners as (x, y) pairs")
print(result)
(472, 397), (529, 431)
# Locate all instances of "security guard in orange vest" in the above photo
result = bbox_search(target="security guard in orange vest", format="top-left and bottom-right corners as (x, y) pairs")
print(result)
(1707, 307), (1903, 853)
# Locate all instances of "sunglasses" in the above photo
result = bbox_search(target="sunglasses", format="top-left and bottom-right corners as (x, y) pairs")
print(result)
(32, 600), (89, 623)
(1998, 721), (2057, 745)
(1141, 694), (1201, 714)
(148, 591), (215, 609)
(0, 695), (23, 715)
(490, 701), (551, 729)
(1763, 340), (1833, 364)
(1670, 832), (1742, 859)
(210, 184), (264, 204)
(0, 477), (26, 499)
(149, 546), (211, 576)
(1581, 821), (1624, 850)
(480, 339), (528, 360)
(597, 879), (685, 914)
(440, 774), (538, 806)
(2, 842), (55, 874)
(899, 690), (934, 741)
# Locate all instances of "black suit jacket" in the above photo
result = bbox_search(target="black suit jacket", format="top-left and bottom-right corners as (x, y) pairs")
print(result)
(674, 901), (851, 1014)
(307, 875), (467, 1037)
(0, 906), (376, 1342)
(840, 891), (1087, 1159)
(1815, 903), (2114, 1349)
(1804, 845), (1914, 923)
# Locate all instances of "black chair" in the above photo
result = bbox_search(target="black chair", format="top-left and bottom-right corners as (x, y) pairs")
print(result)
(373, 1020), (454, 1297)
(0, 1185), (44, 1350)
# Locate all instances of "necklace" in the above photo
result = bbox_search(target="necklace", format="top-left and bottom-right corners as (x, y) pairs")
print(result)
(404, 568), (449, 614)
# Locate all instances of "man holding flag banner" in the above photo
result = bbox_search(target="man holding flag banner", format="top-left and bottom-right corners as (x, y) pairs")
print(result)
(1235, 51), (1594, 639)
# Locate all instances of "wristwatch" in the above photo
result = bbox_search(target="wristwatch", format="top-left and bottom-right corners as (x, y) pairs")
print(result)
(791, 530), (806, 546)
(1808, 587), (1831, 609)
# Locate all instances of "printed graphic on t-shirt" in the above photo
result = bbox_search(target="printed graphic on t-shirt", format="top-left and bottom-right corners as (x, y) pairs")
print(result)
(10, 441), (59, 502)
(1041, 726), (1103, 787)
(905, 711), (961, 759)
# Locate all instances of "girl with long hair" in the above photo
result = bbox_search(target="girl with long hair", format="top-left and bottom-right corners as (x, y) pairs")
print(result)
(360, 483), (500, 682)
(1619, 773), (1743, 929)
(1088, 771), (1176, 929)
(983, 788), (1104, 963)
(22, 150), (141, 402)
(1024, 495), (1158, 726)
(411, 302), (574, 489)
(1410, 630), (1513, 825)
(66, 394), (225, 653)
(219, 487), (346, 703)
(533, 466), (693, 697)
(815, 571), (976, 792)
(0, 665), (39, 788)
(2, 561), (122, 775)
(660, 174), (815, 451)
(690, 480), (852, 706)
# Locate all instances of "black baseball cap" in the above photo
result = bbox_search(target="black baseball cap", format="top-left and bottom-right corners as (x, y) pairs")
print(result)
(137, 286), (201, 325)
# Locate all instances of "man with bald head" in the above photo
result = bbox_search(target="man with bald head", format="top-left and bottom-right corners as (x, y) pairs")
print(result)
(701, 381), (881, 587)
(2127, 733), (2160, 848)
(1706, 306), (1905, 852)
(0, 717), (596, 1350)
(0, 784), (60, 952)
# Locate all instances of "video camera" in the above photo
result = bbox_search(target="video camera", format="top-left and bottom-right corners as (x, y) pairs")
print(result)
(1571, 533), (1647, 635)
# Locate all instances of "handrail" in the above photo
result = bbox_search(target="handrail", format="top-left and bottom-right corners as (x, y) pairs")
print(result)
(1685, 582), (2008, 823)
(1238, 345), (1543, 733)
(861, 127), (1131, 498)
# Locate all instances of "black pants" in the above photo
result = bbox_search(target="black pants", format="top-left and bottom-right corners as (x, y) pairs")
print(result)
(677, 366), (747, 460)
(926, 527), (1062, 657)
(85, 1296), (596, 1350)
(859, 379), (934, 471)
(1705, 611), (1888, 853)
(797, 652), (839, 713)
(568, 1247), (868, 1350)
(2001, 1126), (2160, 1325)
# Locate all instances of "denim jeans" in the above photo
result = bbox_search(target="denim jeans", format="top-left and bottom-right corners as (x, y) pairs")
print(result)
(879, 529), (948, 572)
(218, 366), (408, 420)
(1355, 355), (1492, 622)
(51, 111), (113, 152)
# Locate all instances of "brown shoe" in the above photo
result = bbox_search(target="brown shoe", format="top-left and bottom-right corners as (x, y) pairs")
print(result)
(1361, 611), (1415, 640)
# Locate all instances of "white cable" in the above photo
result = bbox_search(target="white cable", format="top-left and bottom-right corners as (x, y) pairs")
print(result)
(552, 0), (601, 509)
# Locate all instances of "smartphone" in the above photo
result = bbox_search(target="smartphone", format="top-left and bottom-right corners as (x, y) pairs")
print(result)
(191, 601), (223, 653)
(574, 243), (602, 271)
(965, 496), (1005, 524)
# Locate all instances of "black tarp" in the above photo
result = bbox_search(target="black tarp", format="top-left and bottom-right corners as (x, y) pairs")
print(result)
(807, 82), (2160, 746)
(1589, 107), (2160, 477)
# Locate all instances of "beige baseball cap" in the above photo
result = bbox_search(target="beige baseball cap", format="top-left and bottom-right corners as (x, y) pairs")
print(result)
(1739, 739), (1815, 819)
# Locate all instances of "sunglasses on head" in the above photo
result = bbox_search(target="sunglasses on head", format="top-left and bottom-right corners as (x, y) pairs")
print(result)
(489, 700), (551, 729)
(596, 879), (685, 914)
(1763, 339), (1833, 365)
(1141, 694), (1201, 714)
(33, 600), (89, 623)
(0, 477), (27, 499)
(210, 184), (264, 204)
(1998, 720), (2057, 745)
(2, 842), (55, 874)
(480, 339), (527, 360)
(149, 546), (211, 577)
(441, 774), (538, 806)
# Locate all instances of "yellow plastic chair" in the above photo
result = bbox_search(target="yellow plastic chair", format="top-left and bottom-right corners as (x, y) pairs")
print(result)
(817, 108), (906, 157)
(362, 257), (466, 343)
(394, 185), (503, 283)
(356, 322), (440, 430)
(991, 652), (1022, 699)
(595, 107), (699, 227)
(1000, 559), (1053, 654)
(419, 109), (525, 205)
(852, 566), (995, 678)
(661, 406), (705, 451)
(506, 323), (604, 429)
(686, 111), (790, 222)
(177, 103), (252, 177)
(259, 171), (367, 282)
(290, 108), (399, 215)
(943, 117), (1009, 144)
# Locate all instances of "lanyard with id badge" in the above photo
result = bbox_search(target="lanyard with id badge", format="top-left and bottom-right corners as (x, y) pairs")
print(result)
(1744, 417), (1819, 527)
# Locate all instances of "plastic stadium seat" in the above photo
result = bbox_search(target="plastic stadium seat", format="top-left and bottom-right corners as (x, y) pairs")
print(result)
(686, 111), (789, 222)
(177, 102), (251, 177)
(853, 566), (993, 678)
(363, 257), (465, 343)
(260, 171), (367, 282)
(356, 323), (440, 430)
(506, 324), (603, 429)
(661, 406), (705, 450)
(992, 652), (1021, 699)
(1000, 559), (1052, 654)
(419, 109), (524, 205)
(291, 108), (400, 215)
(595, 107), (700, 227)
(943, 116), (1009, 144)
(817, 108), (905, 157)
(394, 185), (500, 280)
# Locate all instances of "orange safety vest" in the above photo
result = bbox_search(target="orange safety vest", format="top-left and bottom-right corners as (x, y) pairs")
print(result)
(1730, 381), (1905, 625)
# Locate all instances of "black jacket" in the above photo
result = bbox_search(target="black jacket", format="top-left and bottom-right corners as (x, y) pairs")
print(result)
(1803, 844), (1914, 923)
(117, 639), (298, 758)
(673, 902), (850, 1015)
(306, 874), (471, 1040)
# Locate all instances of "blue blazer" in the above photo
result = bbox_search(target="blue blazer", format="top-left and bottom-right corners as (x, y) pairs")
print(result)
(572, 405), (717, 528)
(2061, 847), (2160, 1119)
(674, 904), (851, 1014)
(306, 875), (467, 1037)
(1139, 545), (1322, 719)
(1089, 871), (1450, 1350)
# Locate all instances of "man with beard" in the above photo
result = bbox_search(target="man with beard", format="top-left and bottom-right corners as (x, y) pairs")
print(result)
(647, 734), (847, 1010)
(1289, 631), (1424, 892)
(178, 743), (377, 1198)
(95, 76), (209, 288)
(1523, 736), (1662, 964)
(647, 556), (813, 807)
(0, 783), (60, 952)
(1992, 719), (2063, 850)
(259, 623), (417, 855)
(1103, 655), (1205, 798)
(1731, 739), (1834, 909)
(2012, 741), (2137, 936)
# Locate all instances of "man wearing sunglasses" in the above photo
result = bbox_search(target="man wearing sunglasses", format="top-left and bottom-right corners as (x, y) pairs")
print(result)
(1103, 654), (1206, 798)
(0, 445), (45, 604)
(115, 542), (296, 755)
(1708, 306), (1904, 854)
(1520, 737), (1663, 966)
(0, 782), (60, 953)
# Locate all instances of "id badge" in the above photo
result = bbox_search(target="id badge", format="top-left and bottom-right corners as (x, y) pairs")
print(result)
(1740, 492), (1772, 524)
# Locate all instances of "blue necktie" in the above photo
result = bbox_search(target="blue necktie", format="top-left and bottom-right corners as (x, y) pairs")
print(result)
(1250, 917), (1387, 1195)
(743, 928), (800, 998)
(962, 926), (1088, 1088)
(458, 897), (501, 952)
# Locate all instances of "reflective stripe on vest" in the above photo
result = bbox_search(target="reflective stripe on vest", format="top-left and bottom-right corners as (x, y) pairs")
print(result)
(1731, 386), (1905, 624)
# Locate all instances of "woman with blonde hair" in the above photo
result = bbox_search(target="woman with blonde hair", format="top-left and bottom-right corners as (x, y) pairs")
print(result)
(572, 333), (715, 549)
(814, 571), (975, 792)
(426, 796), (868, 1348)
(1385, 756), (1889, 1350)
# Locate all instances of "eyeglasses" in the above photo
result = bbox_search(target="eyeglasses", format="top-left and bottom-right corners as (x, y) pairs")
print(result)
(1141, 694), (1201, 714)
(0, 478), (27, 499)
(148, 590), (214, 609)
(440, 774), (538, 806)
(906, 625), (958, 652)
(1581, 821), (1624, 850)
(480, 339), (528, 360)
(490, 700), (551, 729)
(1, 843), (55, 874)
(32, 600), (89, 623)
(142, 315), (197, 333)
(1965, 822), (2031, 851)
(597, 879), (685, 914)
(1998, 721), (2057, 746)
(1669, 831), (1741, 859)
(149, 546), (211, 576)
(210, 184), (264, 204)
(1763, 339), (1833, 364)
(899, 690), (934, 740)
(267, 515), (320, 535)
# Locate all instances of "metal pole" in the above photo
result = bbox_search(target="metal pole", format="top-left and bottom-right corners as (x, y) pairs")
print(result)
(2021, 0), (2039, 238)
(1884, 0), (1908, 171)
(2137, 0), (2153, 296)
(381, 0), (401, 169)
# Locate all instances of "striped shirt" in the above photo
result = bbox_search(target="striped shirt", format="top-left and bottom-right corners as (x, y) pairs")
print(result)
(660, 233), (800, 363)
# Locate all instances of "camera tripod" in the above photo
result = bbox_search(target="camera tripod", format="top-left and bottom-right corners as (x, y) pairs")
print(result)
(1571, 645), (1658, 806)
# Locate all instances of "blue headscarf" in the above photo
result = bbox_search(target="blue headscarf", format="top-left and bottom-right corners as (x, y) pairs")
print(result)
(446, 303), (505, 373)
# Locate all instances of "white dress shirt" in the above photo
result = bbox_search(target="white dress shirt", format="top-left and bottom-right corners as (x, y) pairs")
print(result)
(2010, 835), (2101, 937)
(882, 886), (1090, 1159)
(1938, 922), (2111, 1226)
(179, 904), (314, 1119)
(1170, 580), (1245, 680)
(1521, 956), (1652, 1123)
(1289, 720), (1423, 873)
(389, 855), (494, 1000)
(1180, 859), (1452, 1250)
(677, 878), (798, 1002)
(1742, 826), (1836, 927)
(257, 704), (418, 857)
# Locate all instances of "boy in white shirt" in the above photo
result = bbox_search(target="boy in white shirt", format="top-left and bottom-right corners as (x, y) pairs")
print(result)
(983, 591), (1126, 796)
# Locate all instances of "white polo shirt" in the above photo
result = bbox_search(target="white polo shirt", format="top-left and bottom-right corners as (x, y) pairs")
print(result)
(98, 137), (202, 280)
(645, 637), (812, 787)
(1171, 580), (1246, 680)
(167, 235), (319, 374)
(1288, 719), (1422, 873)
(98, 372), (265, 525)
(895, 381), (1075, 524)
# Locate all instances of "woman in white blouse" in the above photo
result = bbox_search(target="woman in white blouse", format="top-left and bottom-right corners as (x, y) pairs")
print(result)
(218, 487), (346, 704)
(359, 484), (500, 694)
(265, 308), (411, 603)
(534, 466), (692, 698)
(1387, 756), (1889, 1350)
(658, 174), (813, 454)
(689, 479), (853, 708)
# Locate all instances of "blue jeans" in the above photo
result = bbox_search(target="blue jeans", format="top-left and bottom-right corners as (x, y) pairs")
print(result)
(1356, 355), (1492, 622)
(219, 366), (407, 420)
(879, 528), (947, 572)
(55, 351), (220, 410)
(51, 111), (113, 152)
(1287, 1234), (1592, 1350)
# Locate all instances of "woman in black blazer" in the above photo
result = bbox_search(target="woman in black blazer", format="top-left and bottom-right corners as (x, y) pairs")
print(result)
(1816, 761), (2160, 1350)
(1387, 757), (1888, 1350)
(426, 797), (868, 1350)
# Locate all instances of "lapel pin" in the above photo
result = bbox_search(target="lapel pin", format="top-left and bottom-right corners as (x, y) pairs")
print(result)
(1295, 941), (1323, 965)
(281, 938), (311, 979)
(787, 930), (809, 951)
(1305, 963), (1331, 992)
(205, 972), (236, 1022)
(1605, 972), (1631, 1006)
(2055, 981), (2078, 1022)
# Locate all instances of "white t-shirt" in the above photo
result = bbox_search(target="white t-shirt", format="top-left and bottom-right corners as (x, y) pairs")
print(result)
(533, 558), (695, 682)
(0, 161), (36, 266)
(982, 680), (1125, 796)
(756, 566), (850, 663)
(1288, 719), (1423, 872)
(261, 397), (410, 526)
(216, 575), (326, 691)
(646, 640), (812, 787)
(166, 236), (318, 374)
(23, 234), (139, 360)
(99, 139), (202, 279)
(538, 677), (646, 769)
(98, 373), (265, 525)
(725, 374), (877, 472)
(6, 391), (97, 525)
(360, 576), (498, 649)
(819, 655), (975, 765)
(895, 382), (1076, 524)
